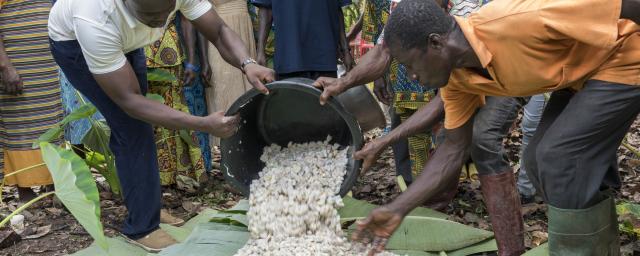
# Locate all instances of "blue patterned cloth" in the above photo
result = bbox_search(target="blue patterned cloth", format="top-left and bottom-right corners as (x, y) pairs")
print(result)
(183, 77), (213, 171)
(60, 70), (105, 145)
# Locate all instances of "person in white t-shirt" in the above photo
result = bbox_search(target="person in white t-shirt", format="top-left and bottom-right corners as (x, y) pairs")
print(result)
(48, 0), (274, 251)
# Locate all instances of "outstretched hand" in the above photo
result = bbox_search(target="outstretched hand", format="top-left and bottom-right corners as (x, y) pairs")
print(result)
(352, 206), (404, 256)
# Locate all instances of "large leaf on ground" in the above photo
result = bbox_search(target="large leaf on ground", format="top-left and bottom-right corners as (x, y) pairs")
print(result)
(159, 223), (249, 256)
(339, 196), (448, 221)
(522, 243), (548, 256)
(40, 142), (107, 250)
(70, 237), (147, 256)
(346, 216), (494, 252)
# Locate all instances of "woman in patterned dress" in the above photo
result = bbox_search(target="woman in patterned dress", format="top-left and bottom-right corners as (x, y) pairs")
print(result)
(0, 0), (62, 201)
(144, 13), (206, 190)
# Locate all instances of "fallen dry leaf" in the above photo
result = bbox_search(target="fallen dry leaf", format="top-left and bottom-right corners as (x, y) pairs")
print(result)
(24, 225), (51, 240)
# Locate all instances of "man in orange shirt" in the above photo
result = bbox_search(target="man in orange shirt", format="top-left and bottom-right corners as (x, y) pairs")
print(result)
(340, 0), (640, 255)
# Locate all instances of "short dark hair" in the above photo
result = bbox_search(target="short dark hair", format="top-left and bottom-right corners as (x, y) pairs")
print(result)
(384, 0), (453, 50)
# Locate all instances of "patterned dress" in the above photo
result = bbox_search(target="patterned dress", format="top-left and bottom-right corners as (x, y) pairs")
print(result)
(144, 17), (206, 187)
(60, 71), (105, 145)
(0, 0), (62, 187)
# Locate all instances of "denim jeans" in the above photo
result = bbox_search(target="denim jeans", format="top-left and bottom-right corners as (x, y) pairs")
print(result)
(517, 94), (546, 197)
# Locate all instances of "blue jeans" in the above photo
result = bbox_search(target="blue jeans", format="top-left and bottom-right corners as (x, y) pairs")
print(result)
(49, 39), (161, 239)
(517, 94), (546, 197)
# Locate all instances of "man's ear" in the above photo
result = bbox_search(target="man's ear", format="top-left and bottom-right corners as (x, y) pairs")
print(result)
(427, 33), (445, 50)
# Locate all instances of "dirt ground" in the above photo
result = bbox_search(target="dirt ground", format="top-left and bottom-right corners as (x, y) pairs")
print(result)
(0, 118), (638, 256)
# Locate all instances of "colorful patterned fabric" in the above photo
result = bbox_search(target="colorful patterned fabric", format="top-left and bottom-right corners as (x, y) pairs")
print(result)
(60, 71), (106, 145)
(0, 0), (61, 186)
(361, 0), (389, 44)
(183, 78), (212, 171)
(144, 18), (206, 187)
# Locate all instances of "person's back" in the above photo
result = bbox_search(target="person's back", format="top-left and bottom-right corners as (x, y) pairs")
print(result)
(253, 0), (352, 79)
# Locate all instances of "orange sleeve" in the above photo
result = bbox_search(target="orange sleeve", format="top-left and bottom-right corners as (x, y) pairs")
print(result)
(540, 0), (622, 49)
(440, 86), (484, 130)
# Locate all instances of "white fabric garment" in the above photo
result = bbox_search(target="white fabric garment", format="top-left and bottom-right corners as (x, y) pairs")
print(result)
(48, 0), (211, 74)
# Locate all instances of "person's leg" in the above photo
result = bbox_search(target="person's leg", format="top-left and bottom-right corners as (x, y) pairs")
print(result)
(470, 96), (528, 256)
(389, 107), (412, 183)
(517, 94), (546, 202)
(49, 40), (161, 239)
(524, 80), (640, 255)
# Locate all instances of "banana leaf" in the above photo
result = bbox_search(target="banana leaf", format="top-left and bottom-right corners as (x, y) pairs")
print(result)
(40, 142), (107, 250)
(522, 243), (548, 256)
(339, 196), (448, 221)
(71, 237), (148, 256)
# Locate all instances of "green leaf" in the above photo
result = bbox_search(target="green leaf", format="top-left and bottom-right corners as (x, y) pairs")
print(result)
(32, 124), (63, 148)
(70, 237), (147, 256)
(339, 196), (448, 222)
(82, 121), (111, 156)
(159, 224), (249, 256)
(146, 93), (166, 104)
(446, 238), (498, 256)
(61, 104), (97, 125)
(346, 216), (494, 252)
(40, 142), (107, 250)
(210, 212), (249, 227)
(147, 68), (177, 82)
(522, 243), (548, 256)
(179, 129), (198, 148)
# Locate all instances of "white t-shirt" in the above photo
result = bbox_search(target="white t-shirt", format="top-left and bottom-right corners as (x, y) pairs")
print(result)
(48, 0), (212, 74)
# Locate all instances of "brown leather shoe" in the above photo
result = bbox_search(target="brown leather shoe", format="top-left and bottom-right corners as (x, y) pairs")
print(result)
(160, 209), (185, 226)
(126, 229), (177, 253)
(479, 171), (526, 256)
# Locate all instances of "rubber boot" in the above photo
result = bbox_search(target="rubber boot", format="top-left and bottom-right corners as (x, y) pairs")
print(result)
(479, 171), (525, 256)
(548, 196), (620, 256)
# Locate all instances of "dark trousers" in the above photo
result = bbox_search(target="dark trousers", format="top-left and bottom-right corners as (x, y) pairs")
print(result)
(277, 70), (337, 81)
(49, 39), (161, 239)
(471, 96), (528, 175)
(523, 80), (640, 209)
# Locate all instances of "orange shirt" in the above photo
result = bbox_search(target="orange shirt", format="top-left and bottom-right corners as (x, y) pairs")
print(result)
(441, 0), (640, 129)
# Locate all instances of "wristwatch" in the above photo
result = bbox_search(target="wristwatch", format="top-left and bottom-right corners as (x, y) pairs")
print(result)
(240, 58), (257, 73)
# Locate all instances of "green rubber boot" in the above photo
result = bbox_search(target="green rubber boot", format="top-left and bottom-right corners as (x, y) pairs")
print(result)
(548, 196), (620, 256)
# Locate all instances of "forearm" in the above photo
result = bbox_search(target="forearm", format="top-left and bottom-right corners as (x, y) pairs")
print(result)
(256, 8), (272, 55)
(117, 93), (206, 131)
(93, 67), (207, 132)
(193, 10), (252, 69)
(180, 15), (197, 65)
(388, 120), (472, 215)
(197, 32), (209, 65)
(337, 8), (350, 56)
(346, 15), (363, 43)
(621, 0), (640, 24)
(0, 34), (11, 71)
(339, 44), (391, 88)
(379, 93), (445, 147)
